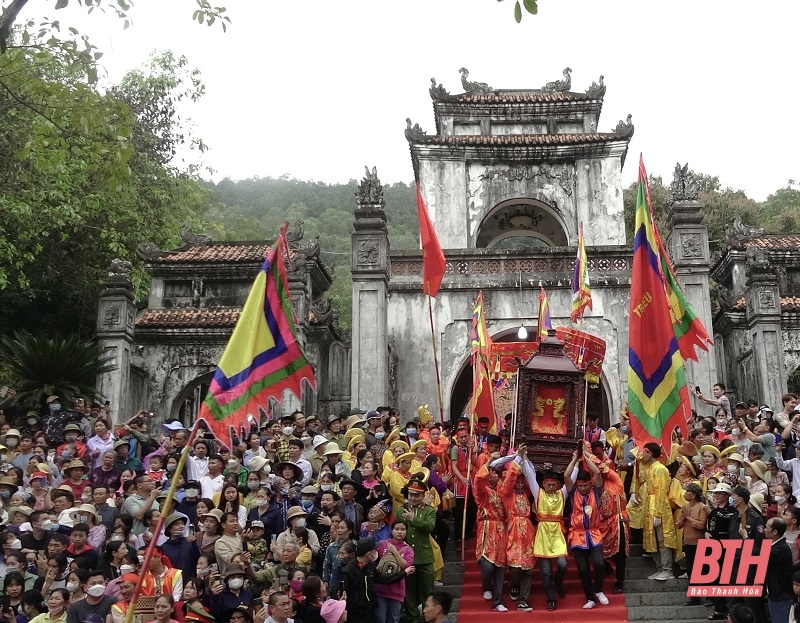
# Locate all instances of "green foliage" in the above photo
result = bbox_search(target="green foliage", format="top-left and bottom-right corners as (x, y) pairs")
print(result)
(0, 47), (219, 336)
(622, 171), (763, 255)
(760, 181), (800, 233)
(207, 177), (419, 330)
(0, 330), (115, 406)
(511, 0), (537, 22)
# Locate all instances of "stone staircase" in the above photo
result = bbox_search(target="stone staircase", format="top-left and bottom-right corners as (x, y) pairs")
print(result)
(624, 543), (708, 623)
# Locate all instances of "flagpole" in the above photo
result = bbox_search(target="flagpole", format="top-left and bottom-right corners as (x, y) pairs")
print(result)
(123, 419), (202, 623)
(427, 297), (445, 425)
(462, 349), (478, 561)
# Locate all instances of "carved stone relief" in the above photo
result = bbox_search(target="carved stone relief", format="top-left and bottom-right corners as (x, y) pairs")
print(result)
(758, 290), (776, 309)
(103, 308), (120, 327)
(680, 233), (703, 258)
(357, 239), (380, 265)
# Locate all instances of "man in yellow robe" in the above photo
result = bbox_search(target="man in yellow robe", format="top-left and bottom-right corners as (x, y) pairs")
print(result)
(632, 442), (676, 581)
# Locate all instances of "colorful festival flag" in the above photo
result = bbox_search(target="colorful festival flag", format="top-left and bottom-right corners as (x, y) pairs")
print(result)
(470, 291), (496, 432)
(537, 286), (553, 341)
(628, 156), (690, 448)
(198, 229), (315, 448)
(571, 222), (592, 322)
(641, 179), (713, 361)
(416, 182), (447, 298)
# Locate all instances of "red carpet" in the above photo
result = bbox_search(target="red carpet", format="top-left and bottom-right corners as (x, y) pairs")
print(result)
(454, 554), (630, 623)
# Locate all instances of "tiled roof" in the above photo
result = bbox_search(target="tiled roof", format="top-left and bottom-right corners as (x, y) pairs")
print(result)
(152, 243), (270, 263)
(449, 91), (597, 104)
(783, 296), (800, 312)
(726, 296), (800, 312)
(416, 133), (622, 146)
(136, 308), (241, 328)
(742, 234), (800, 250)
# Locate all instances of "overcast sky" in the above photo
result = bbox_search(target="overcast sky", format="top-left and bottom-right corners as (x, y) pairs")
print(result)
(37, 0), (800, 200)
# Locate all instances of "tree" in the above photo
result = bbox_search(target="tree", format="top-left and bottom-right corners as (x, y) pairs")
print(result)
(0, 48), (218, 335)
(760, 181), (800, 233)
(0, 330), (115, 407)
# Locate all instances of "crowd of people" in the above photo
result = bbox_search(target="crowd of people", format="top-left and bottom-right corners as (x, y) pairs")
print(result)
(0, 387), (799, 623)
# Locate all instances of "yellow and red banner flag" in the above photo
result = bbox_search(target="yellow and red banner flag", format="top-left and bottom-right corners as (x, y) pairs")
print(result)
(628, 156), (690, 448)
(537, 286), (553, 341)
(470, 291), (496, 432)
(198, 228), (315, 447)
(416, 183), (446, 298)
(570, 222), (592, 322)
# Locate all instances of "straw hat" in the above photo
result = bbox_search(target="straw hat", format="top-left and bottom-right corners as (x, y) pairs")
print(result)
(677, 455), (697, 476)
(5, 428), (20, 438)
(323, 442), (343, 456)
(395, 451), (416, 465)
(68, 504), (101, 525)
(410, 439), (428, 452)
(410, 467), (431, 483)
(745, 459), (771, 483)
(0, 476), (19, 494)
(699, 444), (721, 458)
(710, 482), (732, 494)
(63, 459), (89, 473)
(248, 456), (270, 474)
(285, 506), (309, 522)
(275, 462), (304, 484)
(9, 505), (33, 518)
(720, 445), (740, 459)
(748, 493), (766, 514)
(726, 452), (745, 465)
(677, 440), (698, 458)
(344, 414), (365, 431)
(50, 484), (74, 501)
(389, 440), (409, 453)
(344, 428), (365, 445)
(201, 509), (224, 523)
(384, 427), (400, 445)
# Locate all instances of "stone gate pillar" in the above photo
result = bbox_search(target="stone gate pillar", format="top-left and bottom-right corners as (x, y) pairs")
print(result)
(96, 259), (137, 425)
(744, 250), (786, 405)
(350, 167), (390, 409)
(665, 164), (717, 404)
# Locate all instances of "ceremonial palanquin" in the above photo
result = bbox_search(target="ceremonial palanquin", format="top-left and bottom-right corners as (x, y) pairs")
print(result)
(512, 331), (589, 471)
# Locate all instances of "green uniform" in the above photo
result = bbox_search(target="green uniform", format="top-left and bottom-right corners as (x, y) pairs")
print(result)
(395, 503), (436, 623)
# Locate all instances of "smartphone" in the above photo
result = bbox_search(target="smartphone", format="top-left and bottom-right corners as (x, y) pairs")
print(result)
(188, 525), (196, 538)
(739, 468), (745, 479)
(694, 386), (701, 395)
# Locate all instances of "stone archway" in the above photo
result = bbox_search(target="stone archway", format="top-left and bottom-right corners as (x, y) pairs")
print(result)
(475, 198), (569, 249)
(447, 329), (612, 429)
(171, 371), (214, 425)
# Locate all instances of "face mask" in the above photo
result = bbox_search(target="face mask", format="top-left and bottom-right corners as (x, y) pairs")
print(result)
(5, 438), (18, 447)
(82, 493), (93, 502)
(65, 582), (79, 592)
(321, 484), (333, 492)
(138, 555), (145, 564)
(228, 578), (244, 590)
(120, 565), (134, 574)
(375, 432), (385, 440)
(731, 428), (740, 436)
(300, 500), (314, 512)
(185, 488), (198, 498)
(166, 465), (176, 472)
(79, 516), (89, 524)
(289, 579), (304, 592)
(10, 539), (22, 550)
(62, 451), (73, 460)
(293, 518), (306, 528)
(0, 491), (10, 499)
(302, 437), (312, 446)
(227, 459), (239, 469)
(256, 498), (269, 507)
(776, 497), (786, 504)
(111, 535), (124, 542)
(6, 565), (18, 573)
(282, 427), (295, 436)
(727, 465), (737, 473)
(248, 482), (260, 491)
(86, 584), (106, 597)
(406, 429), (417, 436)
(197, 567), (210, 577)
(50, 404), (61, 412)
